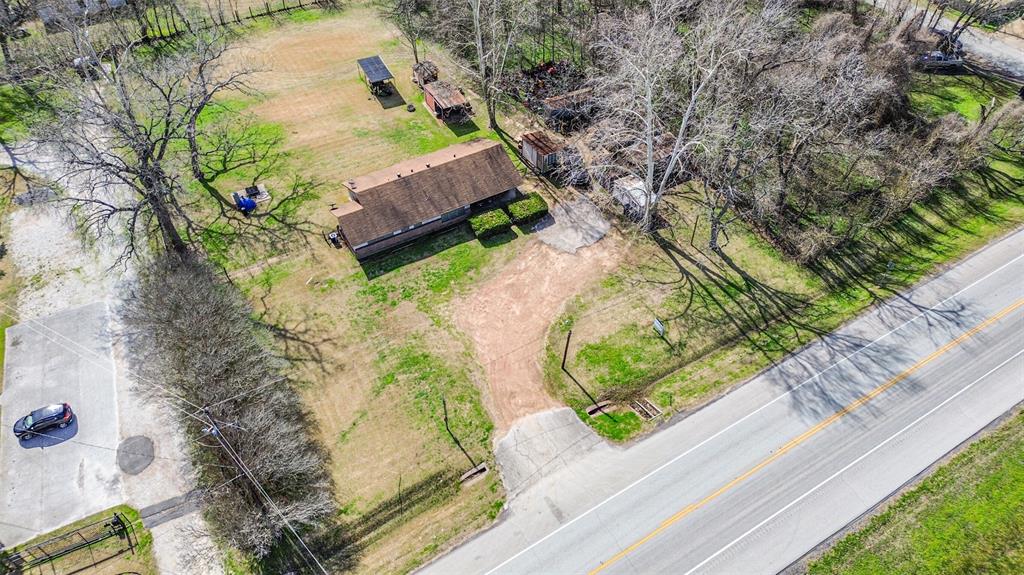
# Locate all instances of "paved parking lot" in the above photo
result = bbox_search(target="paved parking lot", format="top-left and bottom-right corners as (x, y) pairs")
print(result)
(0, 302), (121, 547)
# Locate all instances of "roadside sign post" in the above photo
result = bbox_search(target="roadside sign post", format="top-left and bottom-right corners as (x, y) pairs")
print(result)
(653, 317), (674, 352)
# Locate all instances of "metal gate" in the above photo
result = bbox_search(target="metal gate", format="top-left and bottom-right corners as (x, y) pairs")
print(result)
(0, 513), (136, 574)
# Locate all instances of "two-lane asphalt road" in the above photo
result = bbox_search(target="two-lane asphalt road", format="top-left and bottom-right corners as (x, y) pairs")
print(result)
(422, 227), (1024, 575)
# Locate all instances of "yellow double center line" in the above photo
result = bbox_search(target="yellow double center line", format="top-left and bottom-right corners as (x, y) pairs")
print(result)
(589, 297), (1024, 574)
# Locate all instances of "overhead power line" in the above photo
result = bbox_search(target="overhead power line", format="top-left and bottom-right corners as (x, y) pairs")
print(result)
(201, 410), (329, 575)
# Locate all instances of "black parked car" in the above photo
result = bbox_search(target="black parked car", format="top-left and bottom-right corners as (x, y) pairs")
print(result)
(13, 403), (74, 440)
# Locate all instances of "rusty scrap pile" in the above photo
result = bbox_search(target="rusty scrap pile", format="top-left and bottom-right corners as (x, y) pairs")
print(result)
(501, 60), (588, 114)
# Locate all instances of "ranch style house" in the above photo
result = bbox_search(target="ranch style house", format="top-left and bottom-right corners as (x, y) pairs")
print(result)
(331, 139), (522, 259)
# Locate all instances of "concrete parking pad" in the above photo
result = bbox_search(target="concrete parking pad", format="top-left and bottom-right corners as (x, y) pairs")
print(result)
(0, 301), (121, 546)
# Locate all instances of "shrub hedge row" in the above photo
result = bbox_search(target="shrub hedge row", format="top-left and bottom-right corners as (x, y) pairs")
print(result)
(506, 192), (549, 224)
(469, 208), (512, 238)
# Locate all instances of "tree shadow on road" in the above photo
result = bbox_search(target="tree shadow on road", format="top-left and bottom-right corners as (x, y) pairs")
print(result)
(647, 218), (987, 424)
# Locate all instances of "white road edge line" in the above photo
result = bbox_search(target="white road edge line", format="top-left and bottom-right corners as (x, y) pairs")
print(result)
(480, 248), (1024, 575)
(684, 347), (1024, 575)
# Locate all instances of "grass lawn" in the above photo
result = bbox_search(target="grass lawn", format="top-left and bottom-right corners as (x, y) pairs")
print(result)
(545, 70), (1024, 441)
(191, 2), (525, 270)
(207, 5), (539, 572)
(228, 2), (502, 195)
(0, 505), (158, 575)
(0, 84), (45, 139)
(908, 71), (1017, 121)
(808, 409), (1024, 574)
(236, 223), (521, 574)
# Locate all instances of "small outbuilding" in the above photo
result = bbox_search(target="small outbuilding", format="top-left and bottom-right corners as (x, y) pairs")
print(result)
(412, 60), (440, 88)
(357, 55), (395, 97)
(611, 176), (648, 220)
(424, 81), (473, 121)
(519, 131), (562, 175)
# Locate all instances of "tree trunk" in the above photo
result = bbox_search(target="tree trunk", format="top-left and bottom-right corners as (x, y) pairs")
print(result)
(471, 0), (497, 129)
(151, 191), (191, 257)
(186, 113), (206, 183)
(130, 0), (150, 38)
(486, 96), (497, 129)
(0, 34), (11, 72)
(0, 0), (13, 70)
(708, 212), (722, 253)
(642, 80), (656, 233)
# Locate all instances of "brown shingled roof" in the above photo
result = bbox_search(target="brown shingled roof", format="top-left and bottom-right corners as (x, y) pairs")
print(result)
(424, 80), (469, 110)
(333, 139), (522, 246)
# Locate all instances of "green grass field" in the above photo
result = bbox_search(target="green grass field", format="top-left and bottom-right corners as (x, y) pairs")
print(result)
(809, 410), (1024, 574)
(908, 72), (1017, 121)
(0, 84), (47, 140)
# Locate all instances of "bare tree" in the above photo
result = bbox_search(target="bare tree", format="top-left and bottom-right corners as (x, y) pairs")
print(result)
(582, 0), (686, 231)
(439, 0), (534, 128)
(27, 14), (315, 264)
(946, 0), (998, 42)
(991, 100), (1024, 155)
(582, 0), (791, 233)
(578, 1), (966, 262)
(379, 0), (431, 64)
(123, 255), (335, 558)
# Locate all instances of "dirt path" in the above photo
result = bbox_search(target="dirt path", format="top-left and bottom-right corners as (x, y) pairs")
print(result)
(455, 238), (622, 436)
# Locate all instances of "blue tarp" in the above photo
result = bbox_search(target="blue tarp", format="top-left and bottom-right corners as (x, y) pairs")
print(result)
(233, 192), (257, 213)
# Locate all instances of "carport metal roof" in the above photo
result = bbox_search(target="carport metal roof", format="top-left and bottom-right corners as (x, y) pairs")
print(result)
(357, 56), (394, 84)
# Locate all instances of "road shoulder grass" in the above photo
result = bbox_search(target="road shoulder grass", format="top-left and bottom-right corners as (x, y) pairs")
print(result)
(807, 408), (1024, 574)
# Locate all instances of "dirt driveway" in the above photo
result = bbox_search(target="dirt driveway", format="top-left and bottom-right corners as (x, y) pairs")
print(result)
(455, 237), (622, 436)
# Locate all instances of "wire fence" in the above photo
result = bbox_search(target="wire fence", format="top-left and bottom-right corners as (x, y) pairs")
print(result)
(0, 512), (137, 574)
(143, 0), (327, 42)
